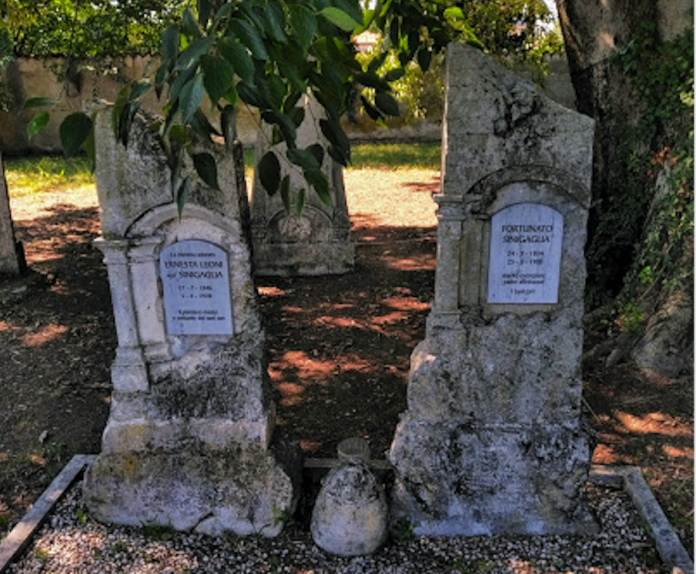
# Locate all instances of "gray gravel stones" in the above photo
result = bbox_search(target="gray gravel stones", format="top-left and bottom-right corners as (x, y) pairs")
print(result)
(6, 483), (664, 574)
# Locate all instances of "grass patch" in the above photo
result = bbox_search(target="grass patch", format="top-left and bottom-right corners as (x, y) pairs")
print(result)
(348, 142), (440, 170)
(5, 155), (94, 197)
(243, 142), (441, 172)
(4, 142), (440, 199)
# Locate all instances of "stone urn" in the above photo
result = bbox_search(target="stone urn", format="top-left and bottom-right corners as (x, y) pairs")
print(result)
(310, 438), (389, 556)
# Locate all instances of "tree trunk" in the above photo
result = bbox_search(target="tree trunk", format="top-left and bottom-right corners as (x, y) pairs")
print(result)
(556, 0), (694, 377)
(555, 0), (657, 297)
(0, 148), (25, 276)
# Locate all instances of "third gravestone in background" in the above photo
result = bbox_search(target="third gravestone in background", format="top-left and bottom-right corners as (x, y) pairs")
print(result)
(389, 44), (597, 536)
(250, 96), (354, 276)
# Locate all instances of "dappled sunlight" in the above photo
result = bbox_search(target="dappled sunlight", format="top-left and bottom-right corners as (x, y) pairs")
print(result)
(0, 320), (16, 333)
(10, 190), (98, 222)
(257, 286), (285, 297)
(592, 443), (621, 465)
(314, 316), (359, 329)
(662, 444), (694, 459)
(20, 324), (68, 347)
(23, 526), (198, 573)
(270, 350), (375, 385)
(381, 252), (436, 271)
(382, 296), (430, 312)
(370, 310), (411, 327)
(270, 350), (336, 380)
(280, 305), (304, 314)
(614, 411), (692, 437)
(345, 169), (438, 228)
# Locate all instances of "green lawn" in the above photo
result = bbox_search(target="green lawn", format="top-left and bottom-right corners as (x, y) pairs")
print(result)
(5, 155), (94, 197)
(4, 142), (441, 198)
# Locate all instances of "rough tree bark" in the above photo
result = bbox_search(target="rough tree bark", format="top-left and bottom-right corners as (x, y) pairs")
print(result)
(556, 0), (693, 377)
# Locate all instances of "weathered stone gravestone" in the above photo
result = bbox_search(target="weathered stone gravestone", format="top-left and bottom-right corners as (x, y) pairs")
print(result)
(250, 96), (354, 276)
(389, 44), (597, 536)
(83, 109), (300, 536)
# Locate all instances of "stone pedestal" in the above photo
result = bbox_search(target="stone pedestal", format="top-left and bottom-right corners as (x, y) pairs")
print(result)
(389, 44), (597, 536)
(250, 96), (354, 276)
(83, 110), (300, 536)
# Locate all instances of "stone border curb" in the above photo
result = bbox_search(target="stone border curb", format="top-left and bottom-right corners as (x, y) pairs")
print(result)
(0, 457), (691, 574)
(0, 455), (96, 573)
(589, 464), (694, 574)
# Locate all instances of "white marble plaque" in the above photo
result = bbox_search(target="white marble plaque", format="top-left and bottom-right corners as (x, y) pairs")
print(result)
(487, 203), (563, 304)
(160, 240), (234, 335)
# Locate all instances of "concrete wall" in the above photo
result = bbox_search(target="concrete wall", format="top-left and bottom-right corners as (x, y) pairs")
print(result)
(0, 56), (260, 155)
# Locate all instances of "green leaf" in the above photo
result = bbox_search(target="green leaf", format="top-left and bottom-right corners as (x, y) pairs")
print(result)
(230, 19), (269, 60)
(360, 95), (383, 122)
(261, 110), (297, 146)
(221, 104), (238, 145)
(288, 147), (320, 171)
(263, 2), (287, 43)
(84, 118), (96, 172)
(211, 3), (232, 32)
(237, 82), (263, 107)
(179, 74), (205, 124)
(161, 24), (180, 69)
(175, 37), (214, 72)
(182, 8), (201, 39)
(287, 106), (305, 128)
(218, 37), (254, 82)
(267, 75), (288, 109)
(305, 168), (331, 206)
(319, 7), (361, 32)
(23, 97), (56, 109)
(129, 79), (152, 102)
(155, 64), (168, 98)
(417, 47), (432, 72)
(176, 175), (191, 218)
(169, 65), (197, 103)
(290, 5), (316, 51)
(355, 71), (390, 91)
(169, 123), (188, 145)
(384, 68), (405, 82)
(367, 51), (388, 74)
(60, 112), (93, 157)
(198, 0), (212, 28)
(319, 118), (350, 166)
(280, 175), (291, 211)
(258, 150), (281, 195)
(295, 187), (306, 217)
(307, 143), (324, 166)
(202, 55), (235, 102)
(26, 111), (50, 139)
(332, 0), (363, 26)
(443, 6), (464, 20)
(190, 109), (220, 140)
(193, 152), (219, 189)
(375, 92), (400, 116)
(112, 85), (129, 140)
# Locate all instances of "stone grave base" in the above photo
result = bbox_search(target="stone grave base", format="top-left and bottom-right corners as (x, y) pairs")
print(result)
(252, 241), (354, 276)
(390, 417), (598, 537)
(83, 446), (301, 537)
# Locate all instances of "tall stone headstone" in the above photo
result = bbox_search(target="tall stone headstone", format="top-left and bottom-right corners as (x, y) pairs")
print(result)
(389, 44), (597, 536)
(250, 96), (354, 276)
(83, 110), (300, 536)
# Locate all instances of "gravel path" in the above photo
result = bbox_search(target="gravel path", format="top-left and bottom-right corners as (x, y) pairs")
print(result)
(6, 481), (665, 574)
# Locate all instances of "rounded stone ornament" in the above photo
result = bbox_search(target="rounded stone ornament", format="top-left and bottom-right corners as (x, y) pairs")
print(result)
(310, 458), (389, 557)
